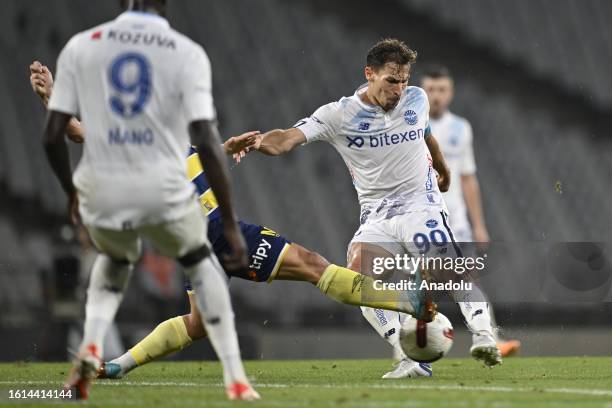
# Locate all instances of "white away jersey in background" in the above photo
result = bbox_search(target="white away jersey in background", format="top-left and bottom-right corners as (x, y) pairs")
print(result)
(429, 111), (476, 237)
(48, 11), (215, 229)
(298, 85), (441, 212)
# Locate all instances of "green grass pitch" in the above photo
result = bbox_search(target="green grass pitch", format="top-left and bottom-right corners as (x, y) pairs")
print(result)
(1, 357), (611, 407)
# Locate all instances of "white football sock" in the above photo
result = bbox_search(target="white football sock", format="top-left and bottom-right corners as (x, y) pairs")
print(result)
(111, 352), (137, 375)
(452, 284), (494, 335)
(361, 307), (408, 360)
(184, 254), (247, 386)
(82, 255), (133, 357)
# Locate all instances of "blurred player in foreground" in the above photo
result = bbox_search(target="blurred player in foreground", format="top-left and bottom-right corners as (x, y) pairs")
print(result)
(40, 0), (258, 400)
(421, 65), (520, 357)
(30, 57), (435, 381)
(239, 38), (503, 376)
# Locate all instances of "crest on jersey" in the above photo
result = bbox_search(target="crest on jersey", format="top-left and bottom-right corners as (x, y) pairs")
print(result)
(404, 110), (418, 125)
(358, 122), (370, 131)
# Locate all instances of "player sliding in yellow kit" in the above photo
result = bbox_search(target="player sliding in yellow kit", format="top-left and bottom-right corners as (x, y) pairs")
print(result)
(30, 61), (436, 379)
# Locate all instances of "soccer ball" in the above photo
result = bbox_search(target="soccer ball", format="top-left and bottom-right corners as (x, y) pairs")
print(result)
(399, 313), (454, 363)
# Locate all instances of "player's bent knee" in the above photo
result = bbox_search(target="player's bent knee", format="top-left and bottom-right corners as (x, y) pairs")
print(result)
(347, 244), (363, 272)
(177, 244), (211, 268)
(299, 247), (330, 283)
(305, 249), (329, 272)
(93, 254), (133, 292)
(184, 314), (207, 340)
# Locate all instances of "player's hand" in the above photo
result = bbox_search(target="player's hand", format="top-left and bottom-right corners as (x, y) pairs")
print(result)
(29, 60), (54, 103)
(221, 222), (249, 272)
(67, 118), (85, 143)
(230, 133), (263, 164)
(437, 166), (451, 192)
(224, 131), (260, 162)
(68, 190), (82, 226)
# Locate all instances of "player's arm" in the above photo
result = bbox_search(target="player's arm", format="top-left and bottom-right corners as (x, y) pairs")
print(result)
(223, 131), (261, 164)
(256, 128), (306, 156)
(425, 132), (451, 192)
(30, 60), (84, 143)
(229, 128), (304, 162)
(43, 110), (79, 224)
(246, 102), (340, 158)
(461, 174), (489, 243)
(42, 41), (82, 224)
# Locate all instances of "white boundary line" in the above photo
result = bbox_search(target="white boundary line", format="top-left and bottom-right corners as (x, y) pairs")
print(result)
(1, 380), (611, 398)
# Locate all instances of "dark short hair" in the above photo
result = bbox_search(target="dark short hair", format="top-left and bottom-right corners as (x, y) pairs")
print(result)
(420, 64), (453, 80)
(366, 38), (417, 70)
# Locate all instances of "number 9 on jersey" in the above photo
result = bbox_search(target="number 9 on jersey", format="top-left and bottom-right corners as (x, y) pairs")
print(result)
(108, 52), (152, 118)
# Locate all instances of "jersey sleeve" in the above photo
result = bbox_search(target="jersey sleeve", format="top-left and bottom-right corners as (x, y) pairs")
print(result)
(419, 87), (432, 138)
(48, 36), (80, 115)
(181, 45), (216, 123)
(460, 120), (477, 175)
(295, 101), (343, 144)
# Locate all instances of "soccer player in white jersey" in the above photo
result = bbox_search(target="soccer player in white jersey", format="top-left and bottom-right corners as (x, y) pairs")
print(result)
(241, 39), (502, 376)
(42, 0), (258, 400)
(422, 65), (521, 358)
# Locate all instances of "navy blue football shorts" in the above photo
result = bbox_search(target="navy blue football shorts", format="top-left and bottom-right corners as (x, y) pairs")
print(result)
(184, 219), (291, 293)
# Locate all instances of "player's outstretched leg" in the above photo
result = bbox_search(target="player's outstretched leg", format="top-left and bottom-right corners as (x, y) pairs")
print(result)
(102, 239), (436, 383)
(277, 242), (435, 379)
(275, 243), (436, 322)
(99, 294), (205, 379)
(65, 254), (133, 399)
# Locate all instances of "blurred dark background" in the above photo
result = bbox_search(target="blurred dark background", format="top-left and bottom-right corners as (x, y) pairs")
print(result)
(1, 0), (611, 361)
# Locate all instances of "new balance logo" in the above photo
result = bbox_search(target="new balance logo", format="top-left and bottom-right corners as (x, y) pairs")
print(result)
(383, 328), (396, 339)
